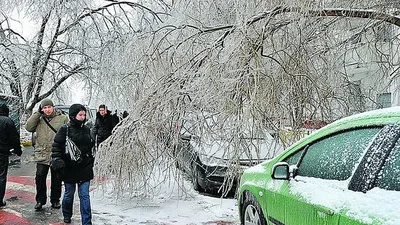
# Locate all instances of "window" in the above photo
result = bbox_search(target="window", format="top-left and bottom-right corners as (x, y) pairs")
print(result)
(345, 80), (365, 113)
(284, 149), (303, 165)
(296, 127), (382, 180)
(376, 139), (400, 191)
(377, 93), (391, 108)
(374, 23), (392, 42)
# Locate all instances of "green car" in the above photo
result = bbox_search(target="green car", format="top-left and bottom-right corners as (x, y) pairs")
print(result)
(237, 107), (400, 225)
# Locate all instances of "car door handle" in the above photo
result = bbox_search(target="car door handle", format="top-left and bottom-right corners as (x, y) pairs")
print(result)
(315, 205), (334, 216)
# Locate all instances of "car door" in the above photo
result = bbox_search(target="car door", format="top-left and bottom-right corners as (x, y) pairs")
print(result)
(339, 124), (400, 225)
(265, 127), (382, 225)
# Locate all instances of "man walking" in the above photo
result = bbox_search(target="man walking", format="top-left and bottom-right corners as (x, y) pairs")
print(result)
(93, 104), (117, 146)
(25, 99), (68, 211)
(0, 104), (22, 207)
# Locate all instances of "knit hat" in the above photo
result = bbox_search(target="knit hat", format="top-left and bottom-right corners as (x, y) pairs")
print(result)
(69, 104), (87, 118)
(40, 98), (54, 108)
(0, 104), (9, 117)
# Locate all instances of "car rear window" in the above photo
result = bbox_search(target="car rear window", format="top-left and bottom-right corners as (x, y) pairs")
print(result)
(298, 127), (381, 180)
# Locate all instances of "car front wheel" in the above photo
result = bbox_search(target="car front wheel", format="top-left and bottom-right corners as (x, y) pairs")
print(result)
(241, 192), (266, 225)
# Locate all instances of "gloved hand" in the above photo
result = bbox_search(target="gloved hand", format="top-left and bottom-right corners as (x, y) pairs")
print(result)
(89, 155), (95, 167)
(11, 145), (22, 156)
(51, 158), (66, 171)
(38, 105), (44, 114)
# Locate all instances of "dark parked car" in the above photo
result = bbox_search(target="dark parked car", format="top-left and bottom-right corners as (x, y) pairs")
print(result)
(32, 105), (96, 146)
(54, 104), (96, 128)
(174, 131), (283, 195)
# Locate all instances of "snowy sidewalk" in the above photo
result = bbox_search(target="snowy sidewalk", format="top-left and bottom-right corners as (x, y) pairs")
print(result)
(6, 146), (240, 224)
(3, 174), (240, 225)
(91, 184), (240, 225)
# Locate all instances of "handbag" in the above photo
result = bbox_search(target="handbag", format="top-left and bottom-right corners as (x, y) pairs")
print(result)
(65, 125), (82, 163)
(43, 118), (82, 163)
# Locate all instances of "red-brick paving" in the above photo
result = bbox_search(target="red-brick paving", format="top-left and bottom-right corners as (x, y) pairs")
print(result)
(5, 189), (36, 203)
(7, 176), (36, 187)
(1, 175), (63, 225)
(0, 209), (31, 224)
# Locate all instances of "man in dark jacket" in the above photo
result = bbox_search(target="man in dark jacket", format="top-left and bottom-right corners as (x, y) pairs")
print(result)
(92, 104), (116, 146)
(0, 104), (22, 207)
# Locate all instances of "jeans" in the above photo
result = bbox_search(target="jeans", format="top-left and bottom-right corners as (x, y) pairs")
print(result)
(62, 181), (92, 225)
(35, 163), (62, 204)
(0, 154), (9, 203)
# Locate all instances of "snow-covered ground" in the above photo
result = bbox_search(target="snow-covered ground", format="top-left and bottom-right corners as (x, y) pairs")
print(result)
(90, 181), (240, 225)
(91, 191), (239, 224)
(19, 126), (240, 225)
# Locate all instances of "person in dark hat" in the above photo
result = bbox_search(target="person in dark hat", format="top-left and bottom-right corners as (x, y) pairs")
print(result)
(25, 98), (68, 211)
(51, 103), (94, 224)
(0, 104), (22, 207)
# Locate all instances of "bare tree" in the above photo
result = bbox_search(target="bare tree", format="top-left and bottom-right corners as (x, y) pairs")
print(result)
(2, 0), (399, 198)
(92, 0), (400, 198)
(0, 0), (164, 116)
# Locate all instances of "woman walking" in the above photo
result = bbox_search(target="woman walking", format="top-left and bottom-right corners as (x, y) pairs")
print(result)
(51, 104), (95, 224)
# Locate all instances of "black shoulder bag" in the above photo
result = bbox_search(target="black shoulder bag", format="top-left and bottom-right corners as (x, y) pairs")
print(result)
(43, 118), (82, 163)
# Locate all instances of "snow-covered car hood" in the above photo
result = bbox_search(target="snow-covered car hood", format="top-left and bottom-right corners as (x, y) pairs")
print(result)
(191, 134), (284, 166)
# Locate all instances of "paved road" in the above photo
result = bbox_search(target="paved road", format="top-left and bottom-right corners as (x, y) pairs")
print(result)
(2, 146), (239, 225)
(2, 146), (78, 225)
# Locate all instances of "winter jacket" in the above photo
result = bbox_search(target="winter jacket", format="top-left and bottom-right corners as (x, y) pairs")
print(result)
(0, 105), (22, 156)
(51, 120), (95, 183)
(25, 109), (69, 165)
(92, 110), (116, 144)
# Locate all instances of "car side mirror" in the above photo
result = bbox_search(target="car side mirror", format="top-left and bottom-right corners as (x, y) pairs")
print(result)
(272, 162), (290, 180)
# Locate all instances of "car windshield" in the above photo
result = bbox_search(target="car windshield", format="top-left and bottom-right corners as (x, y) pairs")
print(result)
(54, 105), (94, 124)
(56, 107), (69, 114)
(192, 134), (283, 161)
(181, 114), (284, 161)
